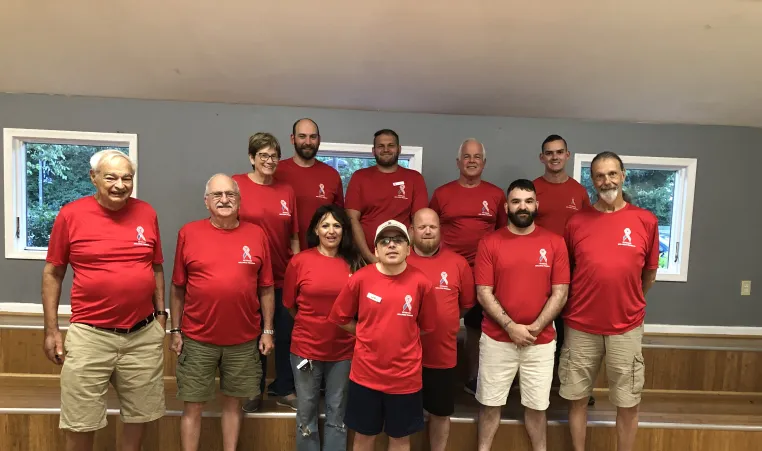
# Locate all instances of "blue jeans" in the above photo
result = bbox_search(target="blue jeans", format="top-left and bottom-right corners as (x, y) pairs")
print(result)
(260, 288), (295, 397)
(290, 353), (351, 451)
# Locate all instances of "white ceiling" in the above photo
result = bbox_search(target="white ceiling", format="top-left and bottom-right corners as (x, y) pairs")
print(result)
(1, 1), (761, 127)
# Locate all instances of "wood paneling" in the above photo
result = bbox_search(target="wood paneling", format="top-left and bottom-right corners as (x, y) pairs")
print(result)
(2, 414), (760, 451)
(0, 328), (276, 380)
(593, 348), (762, 392)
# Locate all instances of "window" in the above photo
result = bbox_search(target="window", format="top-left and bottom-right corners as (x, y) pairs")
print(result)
(573, 154), (697, 282)
(3, 129), (138, 260)
(315, 142), (423, 193)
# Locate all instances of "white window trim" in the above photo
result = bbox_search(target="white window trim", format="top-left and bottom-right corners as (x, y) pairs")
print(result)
(573, 154), (697, 282)
(3, 128), (138, 260)
(319, 142), (423, 172)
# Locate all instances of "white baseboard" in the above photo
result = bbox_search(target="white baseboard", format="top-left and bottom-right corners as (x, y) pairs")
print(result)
(643, 324), (762, 336)
(0, 302), (72, 315)
(1, 303), (761, 336)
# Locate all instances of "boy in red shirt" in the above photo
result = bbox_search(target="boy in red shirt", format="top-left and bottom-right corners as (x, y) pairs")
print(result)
(329, 220), (437, 451)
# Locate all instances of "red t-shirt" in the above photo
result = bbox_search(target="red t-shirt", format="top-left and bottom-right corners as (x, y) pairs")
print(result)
(474, 227), (570, 344)
(171, 220), (273, 345)
(407, 249), (475, 369)
(328, 264), (437, 394)
(283, 248), (355, 361)
(429, 180), (508, 265)
(46, 197), (163, 328)
(275, 158), (344, 251)
(564, 204), (660, 335)
(345, 166), (428, 251)
(233, 174), (298, 287)
(533, 176), (591, 237)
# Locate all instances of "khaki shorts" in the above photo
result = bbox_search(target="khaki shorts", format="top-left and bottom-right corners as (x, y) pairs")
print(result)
(60, 320), (166, 432)
(476, 334), (556, 410)
(175, 335), (262, 403)
(558, 324), (645, 408)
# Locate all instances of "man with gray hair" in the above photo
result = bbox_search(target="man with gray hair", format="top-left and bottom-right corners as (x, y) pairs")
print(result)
(43, 149), (167, 451)
(170, 173), (275, 451)
(429, 138), (507, 396)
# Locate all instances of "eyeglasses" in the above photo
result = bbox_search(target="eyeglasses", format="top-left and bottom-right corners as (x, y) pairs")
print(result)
(377, 236), (408, 246)
(206, 191), (239, 200)
(256, 153), (280, 162)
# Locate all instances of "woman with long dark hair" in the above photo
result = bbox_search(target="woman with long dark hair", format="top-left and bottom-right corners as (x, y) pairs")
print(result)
(282, 204), (364, 451)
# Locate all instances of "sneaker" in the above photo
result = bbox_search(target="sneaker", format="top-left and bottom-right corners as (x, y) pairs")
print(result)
(276, 394), (298, 411)
(463, 379), (477, 396)
(242, 396), (262, 413)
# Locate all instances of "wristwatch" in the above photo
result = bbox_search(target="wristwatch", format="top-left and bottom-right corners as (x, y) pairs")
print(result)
(262, 329), (275, 335)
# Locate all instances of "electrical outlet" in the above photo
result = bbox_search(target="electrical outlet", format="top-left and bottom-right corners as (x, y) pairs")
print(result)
(741, 280), (751, 296)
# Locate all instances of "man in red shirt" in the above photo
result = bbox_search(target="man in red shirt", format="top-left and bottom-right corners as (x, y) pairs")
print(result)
(407, 208), (475, 451)
(429, 138), (508, 396)
(276, 118), (344, 250)
(233, 132), (300, 411)
(42, 149), (166, 451)
(560, 152), (659, 451)
(329, 220), (437, 451)
(474, 179), (570, 451)
(346, 129), (428, 264)
(533, 134), (592, 401)
(170, 173), (275, 451)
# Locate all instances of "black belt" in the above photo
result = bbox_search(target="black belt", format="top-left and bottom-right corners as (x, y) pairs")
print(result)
(82, 313), (155, 334)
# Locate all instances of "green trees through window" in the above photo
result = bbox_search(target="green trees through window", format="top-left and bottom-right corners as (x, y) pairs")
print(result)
(24, 144), (126, 248)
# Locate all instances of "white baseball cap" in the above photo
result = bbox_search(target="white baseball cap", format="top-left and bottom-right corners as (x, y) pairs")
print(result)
(374, 219), (410, 244)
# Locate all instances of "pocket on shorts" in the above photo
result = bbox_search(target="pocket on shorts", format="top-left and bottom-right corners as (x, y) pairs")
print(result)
(558, 348), (571, 385)
(631, 354), (645, 394)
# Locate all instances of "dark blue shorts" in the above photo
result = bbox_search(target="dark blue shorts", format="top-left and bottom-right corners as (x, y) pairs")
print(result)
(344, 380), (424, 438)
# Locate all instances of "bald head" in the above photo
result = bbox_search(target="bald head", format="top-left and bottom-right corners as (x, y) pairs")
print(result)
(411, 208), (441, 256)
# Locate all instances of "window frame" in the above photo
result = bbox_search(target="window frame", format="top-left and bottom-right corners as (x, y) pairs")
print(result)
(318, 142), (423, 173)
(573, 153), (697, 282)
(3, 128), (138, 260)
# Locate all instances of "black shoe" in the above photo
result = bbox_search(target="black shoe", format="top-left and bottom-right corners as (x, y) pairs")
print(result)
(242, 397), (262, 413)
(588, 396), (596, 406)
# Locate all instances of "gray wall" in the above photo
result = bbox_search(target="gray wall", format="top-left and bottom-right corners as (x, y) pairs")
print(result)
(1, 93), (760, 326)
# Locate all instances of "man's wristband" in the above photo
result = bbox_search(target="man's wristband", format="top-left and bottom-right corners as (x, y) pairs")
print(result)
(155, 310), (168, 317)
(169, 328), (182, 334)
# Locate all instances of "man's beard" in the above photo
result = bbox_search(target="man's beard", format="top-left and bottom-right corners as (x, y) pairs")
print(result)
(294, 143), (318, 160)
(415, 238), (439, 254)
(375, 152), (399, 168)
(507, 209), (536, 228)
(598, 187), (619, 204)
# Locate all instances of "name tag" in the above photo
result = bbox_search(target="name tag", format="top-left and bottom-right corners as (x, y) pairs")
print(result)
(367, 292), (382, 303)
(392, 181), (405, 186)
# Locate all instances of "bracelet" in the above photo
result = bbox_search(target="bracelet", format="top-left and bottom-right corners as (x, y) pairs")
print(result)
(155, 310), (168, 317)
(262, 329), (275, 335)
(169, 328), (182, 334)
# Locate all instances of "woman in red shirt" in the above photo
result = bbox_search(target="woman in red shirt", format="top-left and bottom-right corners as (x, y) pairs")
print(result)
(283, 204), (364, 451)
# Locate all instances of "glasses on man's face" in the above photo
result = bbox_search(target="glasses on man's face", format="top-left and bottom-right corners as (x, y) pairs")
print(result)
(256, 153), (280, 163)
(377, 236), (408, 247)
(207, 191), (239, 201)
